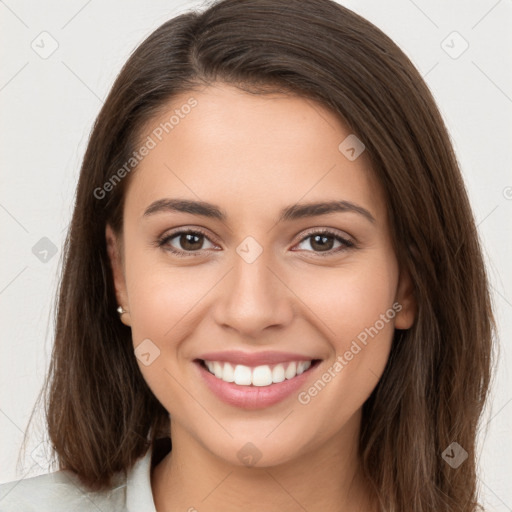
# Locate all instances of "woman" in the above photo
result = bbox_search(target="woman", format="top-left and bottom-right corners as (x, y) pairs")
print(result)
(0, 0), (495, 510)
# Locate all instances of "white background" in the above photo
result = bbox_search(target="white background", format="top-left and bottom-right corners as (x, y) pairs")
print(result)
(0, 0), (511, 509)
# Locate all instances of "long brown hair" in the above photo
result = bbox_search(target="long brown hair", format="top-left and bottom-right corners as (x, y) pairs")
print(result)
(24, 0), (495, 510)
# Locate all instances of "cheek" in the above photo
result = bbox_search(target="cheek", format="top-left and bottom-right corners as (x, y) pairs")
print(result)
(291, 253), (399, 411)
(292, 252), (399, 346)
(123, 247), (210, 409)
(124, 243), (214, 341)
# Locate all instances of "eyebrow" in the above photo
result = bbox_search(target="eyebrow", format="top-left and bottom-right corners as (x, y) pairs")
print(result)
(143, 198), (376, 224)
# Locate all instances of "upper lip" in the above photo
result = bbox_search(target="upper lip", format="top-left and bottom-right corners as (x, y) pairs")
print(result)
(196, 350), (319, 367)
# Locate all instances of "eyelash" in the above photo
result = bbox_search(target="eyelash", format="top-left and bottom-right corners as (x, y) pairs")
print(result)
(155, 228), (355, 258)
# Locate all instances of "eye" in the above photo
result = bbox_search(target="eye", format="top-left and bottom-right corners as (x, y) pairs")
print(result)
(292, 229), (354, 256)
(155, 227), (355, 258)
(156, 228), (218, 257)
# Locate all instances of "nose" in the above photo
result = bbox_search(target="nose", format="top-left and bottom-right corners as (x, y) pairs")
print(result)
(212, 249), (294, 340)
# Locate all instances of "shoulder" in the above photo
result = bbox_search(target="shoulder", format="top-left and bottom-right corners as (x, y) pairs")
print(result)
(0, 469), (127, 512)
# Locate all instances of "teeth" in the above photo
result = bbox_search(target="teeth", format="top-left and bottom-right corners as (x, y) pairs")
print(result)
(203, 360), (312, 386)
(285, 361), (297, 379)
(213, 361), (223, 379)
(272, 364), (285, 383)
(297, 361), (309, 375)
(252, 365), (273, 387)
(233, 364), (252, 385)
(223, 362), (235, 382)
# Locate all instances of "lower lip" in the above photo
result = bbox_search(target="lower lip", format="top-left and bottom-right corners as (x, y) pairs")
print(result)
(195, 360), (320, 410)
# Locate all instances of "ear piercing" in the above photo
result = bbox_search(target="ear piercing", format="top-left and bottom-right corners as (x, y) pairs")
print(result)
(117, 305), (131, 327)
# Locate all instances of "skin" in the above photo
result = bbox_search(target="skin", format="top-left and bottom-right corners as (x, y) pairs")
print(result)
(106, 83), (416, 512)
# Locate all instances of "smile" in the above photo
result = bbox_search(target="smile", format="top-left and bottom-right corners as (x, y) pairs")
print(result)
(202, 360), (313, 386)
(194, 356), (322, 409)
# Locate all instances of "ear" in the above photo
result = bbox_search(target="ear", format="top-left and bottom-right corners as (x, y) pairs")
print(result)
(105, 223), (131, 327)
(394, 266), (416, 330)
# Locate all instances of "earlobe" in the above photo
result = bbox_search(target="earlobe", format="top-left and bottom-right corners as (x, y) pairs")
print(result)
(105, 224), (132, 327)
(394, 267), (417, 330)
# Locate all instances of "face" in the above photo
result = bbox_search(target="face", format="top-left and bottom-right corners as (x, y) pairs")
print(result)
(106, 83), (415, 468)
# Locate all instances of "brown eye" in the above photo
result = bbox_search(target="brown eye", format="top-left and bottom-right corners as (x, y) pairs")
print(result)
(294, 230), (354, 256)
(177, 232), (204, 251)
(158, 229), (217, 256)
(309, 234), (335, 251)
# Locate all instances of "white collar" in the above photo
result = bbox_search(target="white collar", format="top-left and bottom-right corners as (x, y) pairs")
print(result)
(126, 448), (157, 512)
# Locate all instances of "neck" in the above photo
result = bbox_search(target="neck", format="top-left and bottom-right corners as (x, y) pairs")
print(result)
(151, 411), (376, 512)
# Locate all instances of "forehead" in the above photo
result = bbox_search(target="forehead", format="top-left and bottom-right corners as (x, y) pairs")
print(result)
(124, 84), (386, 225)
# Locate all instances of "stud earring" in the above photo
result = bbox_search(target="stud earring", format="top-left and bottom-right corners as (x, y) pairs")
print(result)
(117, 306), (127, 315)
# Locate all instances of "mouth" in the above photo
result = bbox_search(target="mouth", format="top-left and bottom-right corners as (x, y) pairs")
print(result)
(193, 358), (322, 409)
(196, 358), (321, 386)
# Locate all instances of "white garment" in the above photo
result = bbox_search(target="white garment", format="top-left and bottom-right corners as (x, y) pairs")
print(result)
(0, 448), (157, 512)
